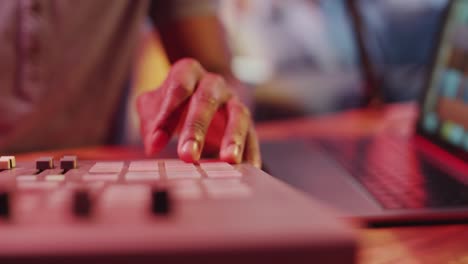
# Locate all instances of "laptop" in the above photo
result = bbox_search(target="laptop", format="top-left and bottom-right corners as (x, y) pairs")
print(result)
(261, 0), (468, 225)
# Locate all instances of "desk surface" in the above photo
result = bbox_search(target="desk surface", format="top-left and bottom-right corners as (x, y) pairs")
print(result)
(15, 103), (468, 264)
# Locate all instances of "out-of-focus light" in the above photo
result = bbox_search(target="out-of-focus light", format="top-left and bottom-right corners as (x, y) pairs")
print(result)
(385, 0), (447, 9)
(232, 56), (273, 85)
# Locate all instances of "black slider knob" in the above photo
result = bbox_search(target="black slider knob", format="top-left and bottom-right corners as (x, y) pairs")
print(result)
(60, 155), (77, 171)
(36, 157), (54, 171)
(73, 190), (92, 218)
(151, 188), (171, 215)
(0, 191), (10, 219)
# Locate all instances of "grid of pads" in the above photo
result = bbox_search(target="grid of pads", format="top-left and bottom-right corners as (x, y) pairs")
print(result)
(4, 159), (251, 200)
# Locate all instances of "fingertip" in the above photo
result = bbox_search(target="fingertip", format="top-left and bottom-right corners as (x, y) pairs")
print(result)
(220, 144), (242, 164)
(252, 159), (262, 169)
(249, 152), (262, 169)
(178, 140), (201, 163)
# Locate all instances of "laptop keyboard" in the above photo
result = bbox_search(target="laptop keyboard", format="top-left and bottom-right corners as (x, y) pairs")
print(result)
(318, 136), (468, 210)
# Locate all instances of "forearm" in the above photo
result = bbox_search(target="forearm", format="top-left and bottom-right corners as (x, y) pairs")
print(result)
(155, 16), (251, 106)
(148, 0), (252, 103)
(156, 16), (233, 78)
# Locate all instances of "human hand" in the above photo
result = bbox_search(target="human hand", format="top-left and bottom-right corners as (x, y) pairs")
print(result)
(137, 58), (261, 168)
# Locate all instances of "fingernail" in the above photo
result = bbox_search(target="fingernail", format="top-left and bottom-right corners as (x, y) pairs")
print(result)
(227, 144), (241, 163)
(182, 140), (200, 161)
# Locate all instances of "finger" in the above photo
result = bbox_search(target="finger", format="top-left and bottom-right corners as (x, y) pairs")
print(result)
(178, 73), (232, 162)
(153, 58), (204, 130)
(219, 98), (250, 164)
(243, 125), (262, 168)
(143, 101), (188, 155)
(139, 58), (204, 155)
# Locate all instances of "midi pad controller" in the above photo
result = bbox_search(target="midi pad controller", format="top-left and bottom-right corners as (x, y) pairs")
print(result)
(0, 156), (356, 264)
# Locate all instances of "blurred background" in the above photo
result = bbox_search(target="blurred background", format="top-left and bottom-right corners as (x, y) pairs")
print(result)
(124, 0), (448, 144)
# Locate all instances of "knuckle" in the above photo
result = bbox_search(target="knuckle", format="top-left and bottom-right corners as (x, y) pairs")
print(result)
(167, 59), (205, 99)
(207, 73), (226, 88)
(195, 73), (228, 107)
(171, 80), (193, 98)
(196, 90), (219, 109)
(175, 58), (203, 73)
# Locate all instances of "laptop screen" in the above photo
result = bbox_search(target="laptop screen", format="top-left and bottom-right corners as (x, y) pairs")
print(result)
(419, 0), (468, 156)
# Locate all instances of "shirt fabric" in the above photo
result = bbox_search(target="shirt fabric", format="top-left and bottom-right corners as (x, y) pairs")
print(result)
(0, 0), (217, 153)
